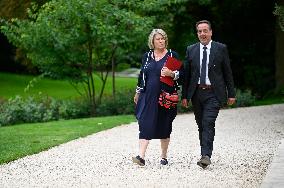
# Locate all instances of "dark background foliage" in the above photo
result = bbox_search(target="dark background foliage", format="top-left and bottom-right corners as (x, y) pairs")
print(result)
(169, 0), (276, 97)
(0, 0), (282, 98)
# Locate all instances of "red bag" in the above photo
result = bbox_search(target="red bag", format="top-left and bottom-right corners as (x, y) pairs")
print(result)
(160, 56), (182, 86)
(158, 90), (179, 109)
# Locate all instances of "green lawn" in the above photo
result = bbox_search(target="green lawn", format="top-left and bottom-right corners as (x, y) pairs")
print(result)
(0, 72), (137, 99)
(0, 72), (138, 164)
(255, 96), (284, 106)
(0, 115), (136, 165)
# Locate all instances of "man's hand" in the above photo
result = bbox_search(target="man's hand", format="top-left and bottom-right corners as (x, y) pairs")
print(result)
(182, 99), (189, 108)
(227, 98), (236, 106)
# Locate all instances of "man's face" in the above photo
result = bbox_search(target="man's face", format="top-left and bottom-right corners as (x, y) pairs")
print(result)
(197, 23), (212, 45)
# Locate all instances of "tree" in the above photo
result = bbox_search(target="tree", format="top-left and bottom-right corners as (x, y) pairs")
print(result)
(1, 0), (153, 113)
(0, 0), (49, 73)
(174, 0), (276, 97)
(274, 2), (284, 92)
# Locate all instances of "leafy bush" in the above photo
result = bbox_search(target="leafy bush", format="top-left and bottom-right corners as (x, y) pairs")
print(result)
(0, 95), (91, 126)
(0, 93), (120, 126)
(234, 89), (256, 107)
(0, 95), (59, 126)
(0, 97), (6, 106)
(0, 88), (257, 126)
(59, 99), (91, 119)
(96, 89), (135, 116)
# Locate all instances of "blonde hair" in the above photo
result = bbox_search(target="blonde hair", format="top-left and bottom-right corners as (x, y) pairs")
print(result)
(148, 28), (168, 49)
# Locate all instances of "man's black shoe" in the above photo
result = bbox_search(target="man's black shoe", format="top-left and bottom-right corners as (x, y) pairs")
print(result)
(197, 161), (207, 169)
(197, 155), (211, 168)
(200, 155), (211, 165)
(132, 155), (145, 166)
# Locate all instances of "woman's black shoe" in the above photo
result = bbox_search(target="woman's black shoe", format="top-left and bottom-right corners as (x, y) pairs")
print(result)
(132, 155), (145, 166)
(160, 158), (168, 165)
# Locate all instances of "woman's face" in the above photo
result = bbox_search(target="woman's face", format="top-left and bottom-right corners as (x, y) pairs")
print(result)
(153, 33), (166, 50)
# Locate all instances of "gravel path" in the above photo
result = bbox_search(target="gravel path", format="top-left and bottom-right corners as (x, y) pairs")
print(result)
(0, 104), (284, 188)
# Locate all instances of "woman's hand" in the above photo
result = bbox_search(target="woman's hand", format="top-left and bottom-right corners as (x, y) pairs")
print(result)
(161, 67), (174, 77)
(134, 93), (140, 104)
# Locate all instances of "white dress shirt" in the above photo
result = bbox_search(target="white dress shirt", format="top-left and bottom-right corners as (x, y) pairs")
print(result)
(198, 40), (212, 85)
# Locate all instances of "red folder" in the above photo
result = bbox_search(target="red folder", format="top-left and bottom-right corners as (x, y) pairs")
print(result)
(160, 56), (182, 86)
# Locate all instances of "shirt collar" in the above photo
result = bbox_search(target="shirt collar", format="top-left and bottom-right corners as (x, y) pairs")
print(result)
(200, 40), (212, 50)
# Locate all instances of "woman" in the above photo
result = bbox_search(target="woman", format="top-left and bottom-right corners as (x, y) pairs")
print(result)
(133, 29), (183, 166)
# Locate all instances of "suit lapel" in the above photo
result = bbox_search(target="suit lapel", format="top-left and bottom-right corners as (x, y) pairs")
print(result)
(193, 43), (200, 71)
(208, 41), (216, 70)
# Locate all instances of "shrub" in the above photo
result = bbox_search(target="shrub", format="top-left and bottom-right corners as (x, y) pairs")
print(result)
(0, 96), (27, 125)
(0, 95), (91, 126)
(0, 95), (60, 126)
(0, 97), (6, 106)
(234, 89), (256, 107)
(59, 99), (91, 119)
(96, 89), (135, 116)
(0, 88), (257, 126)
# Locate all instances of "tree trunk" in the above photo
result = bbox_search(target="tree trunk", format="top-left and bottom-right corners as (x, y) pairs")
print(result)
(111, 45), (117, 99)
(98, 71), (109, 105)
(275, 0), (284, 91)
(112, 56), (116, 99)
(87, 30), (95, 115)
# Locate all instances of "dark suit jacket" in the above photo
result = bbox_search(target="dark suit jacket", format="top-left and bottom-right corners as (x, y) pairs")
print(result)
(182, 41), (236, 106)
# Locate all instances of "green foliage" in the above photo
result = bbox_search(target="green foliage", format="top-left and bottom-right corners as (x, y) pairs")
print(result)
(234, 89), (256, 107)
(116, 63), (131, 72)
(0, 95), (91, 126)
(0, 88), (134, 126)
(1, 86), (280, 127)
(243, 64), (275, 96)
(0, 95), (57, 126)
(96, 89), (135, 116)
(0, 97), (6, 106)
(0, 88), (193, 126)
(0, 0), (279, 99)
(59, 99), (91, 119)
(0, 0), (154, 108)
(274, 4), (284, 31)
(254, 87), (284, 106)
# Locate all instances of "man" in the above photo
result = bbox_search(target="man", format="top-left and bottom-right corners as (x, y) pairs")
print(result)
(182, 20), (236, 168)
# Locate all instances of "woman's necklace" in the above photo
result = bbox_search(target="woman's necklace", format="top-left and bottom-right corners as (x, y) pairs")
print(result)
(153, 49), (167, 61)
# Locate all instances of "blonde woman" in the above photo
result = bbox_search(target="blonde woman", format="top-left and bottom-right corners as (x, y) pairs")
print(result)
(133, 29), (183, 166)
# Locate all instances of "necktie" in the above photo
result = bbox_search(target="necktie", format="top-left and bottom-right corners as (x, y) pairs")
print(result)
(200, 46), (207, 85)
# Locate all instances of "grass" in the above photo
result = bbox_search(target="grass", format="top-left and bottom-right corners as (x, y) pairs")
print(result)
(0, 72), (137, 164)
(0, 72), (137, 99)
(255, 96), (284, 106)
(0, 115), (136, 165)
